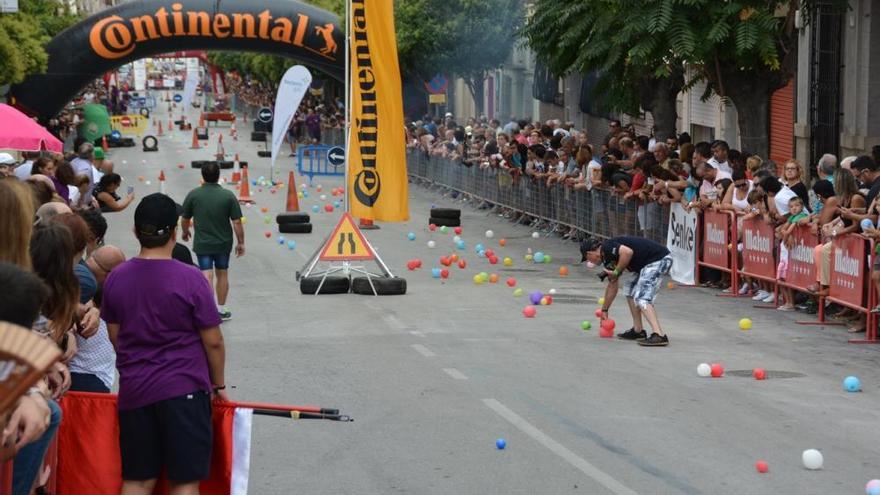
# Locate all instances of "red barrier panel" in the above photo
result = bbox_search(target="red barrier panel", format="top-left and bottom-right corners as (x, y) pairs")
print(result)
(1, 460), (12, 494)
(702, 210), (731, 269)
(830, 234), (866, 309)
(741, 217), (776, 280)
(786, 226), (819, 290)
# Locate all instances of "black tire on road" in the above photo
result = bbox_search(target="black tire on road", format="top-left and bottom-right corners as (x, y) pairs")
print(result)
(279, 223), (313, 234)
(300, 276), (350, 294)
(142, 135), (158, 151)
(251, 131), (267, 142)
(430, 208), (461, 219)
(429, 216), (460, 227)
(191, 160), (207, 168)
(351, 276), (407, 295)
(276, 212), (311, 224)
(218, 160), (234, 169)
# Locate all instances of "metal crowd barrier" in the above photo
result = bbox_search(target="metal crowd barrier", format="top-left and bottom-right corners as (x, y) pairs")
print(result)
(297, 145), (344, 183)
(405, 151), (670, 244)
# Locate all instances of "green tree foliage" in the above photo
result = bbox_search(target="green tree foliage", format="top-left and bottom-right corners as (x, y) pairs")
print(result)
(524, 0), (847, 154)
(0, 0), (79, 87)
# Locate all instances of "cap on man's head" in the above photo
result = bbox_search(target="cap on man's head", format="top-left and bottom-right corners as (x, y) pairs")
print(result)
(93, 148), (105, 160)
(579, 238), (603, 262)
(0, 153), (16, 165)
(134, 193), (179, 237)
(445, 112), (453, 118)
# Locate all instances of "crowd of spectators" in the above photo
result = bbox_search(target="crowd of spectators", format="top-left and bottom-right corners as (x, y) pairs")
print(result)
(408, 113), (880, 329)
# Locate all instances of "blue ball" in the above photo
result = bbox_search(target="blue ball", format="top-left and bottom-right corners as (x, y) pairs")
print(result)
(311, 205), (320, 213)
(844, 375), (862, 392)
(431, 268), (442, 279)
(287, 240), (296, 250)
(303, 191), (309, 198)
(456, 240), (466, 250)
(407, 232), (416, 241)
(533, 252), (545, 263)
(475, 243), (485, 253)
(496, 438), (506, 450)
(478, 250), (486, 258)
(861, 218), (875, 232)
(251, 180), (257, 186)
(278, 236), (286, 245)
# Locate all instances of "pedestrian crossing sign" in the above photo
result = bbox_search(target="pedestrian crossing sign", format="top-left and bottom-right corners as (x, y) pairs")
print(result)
(318, 212), (375, 261)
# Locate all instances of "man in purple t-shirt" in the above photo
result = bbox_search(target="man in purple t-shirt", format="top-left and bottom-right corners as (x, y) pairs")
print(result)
(102, 193), (228, 494)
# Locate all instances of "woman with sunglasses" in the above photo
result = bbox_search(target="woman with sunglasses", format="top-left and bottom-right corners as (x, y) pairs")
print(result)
(782, 159), (810, 210)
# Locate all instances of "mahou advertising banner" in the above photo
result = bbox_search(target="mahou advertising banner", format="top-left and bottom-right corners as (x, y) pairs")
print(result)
(787, 225), (818, 289)
(741, 218), (775, 279)
(665, 203), (697, 285)
(830, 234), (866, 307)
(702, 210), (730, 269)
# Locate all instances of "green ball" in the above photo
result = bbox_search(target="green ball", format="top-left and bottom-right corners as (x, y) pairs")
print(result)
(581, 321), (591, 330)
(263, 216), (271, 224)
(544, 255), (552, 263)
(513, 288), (524, 297)
(440, 226), (449, 234)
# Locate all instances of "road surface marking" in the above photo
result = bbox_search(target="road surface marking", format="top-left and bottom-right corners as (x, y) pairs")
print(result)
(411, 344), (435, 357)
(409, 330), (426, 338)
(442, 368), (468, 380)
(482, 399), (637, 495)
(383, 314), (406, 329)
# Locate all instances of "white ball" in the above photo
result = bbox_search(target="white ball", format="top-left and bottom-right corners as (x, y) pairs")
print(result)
(532, 232), (540, 239)
(802, 449), (823, 470)
(549, 288), (557, 295)
(145, 180), (151, 186)
(697, 363), (711, 377)
(485, 230), (494, 238)
(427, 240), (436, 249)
(320, 194), (327, 201)
(453, 235), (461, 243)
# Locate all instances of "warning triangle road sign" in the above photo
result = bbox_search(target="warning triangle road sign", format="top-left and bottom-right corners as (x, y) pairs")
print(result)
(319, 212), (376, 261)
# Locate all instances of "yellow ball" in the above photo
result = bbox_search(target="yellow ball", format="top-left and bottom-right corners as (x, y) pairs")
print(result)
(513, 288), (524, 297)
(525, 254), (533, 262)
(473, 275), (484, 285)
(739, 318), (753, 330)
(503, 257), (513, 266)
(297, 192), (304, 199)
(240, 216), (247, 224)
(598, 297), (605, 306)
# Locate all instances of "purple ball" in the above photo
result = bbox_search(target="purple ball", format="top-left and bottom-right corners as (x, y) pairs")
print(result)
(529, 292), (543, 305)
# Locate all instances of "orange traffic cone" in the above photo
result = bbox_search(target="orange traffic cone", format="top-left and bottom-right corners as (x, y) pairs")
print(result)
(215, 133), (225, 160)
(286, 171), (300, 212)
(157, 121), (164, 136)
(237, 167), (254, 204)
(158, 170), (166, 195)
(168, 117), (173, 131)
(359, 218), (380, 230)
(230, 154), (241, 184)
(230, 123), (237, 141)
(101, 135), (109, 153)
(190, 128), (200, 149)
(198, 113), (206, 127)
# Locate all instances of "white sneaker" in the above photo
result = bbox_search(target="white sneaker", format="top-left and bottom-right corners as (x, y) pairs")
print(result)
(752, 290), (769, 301)
(738, 283), (750, 295)
(762, 293), (776, 303)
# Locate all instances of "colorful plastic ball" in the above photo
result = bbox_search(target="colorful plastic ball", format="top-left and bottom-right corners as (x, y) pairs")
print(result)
(503, 257), (513, 266)
(473, 274), (484, 285)
(431, 268), (442, 279)
(844, 375), (862, 392)
(440, 269), (449, 279)
(866, 479), (880, 495)
(315, 185), (322, 192)
(802, 449), (823, 470)
(525, 254), (533, 262)
(297, 192), (304, 199)
(559, 266), (569, 277)
(454, 227), (462, 235)
(414, 259), (422, 268)
(456, 240), (466, 250)
(861, 218), (875, 232)
(755, 460), (769, 474)
(499, 239), (507, 247)
(263, 231), (272, 238)
(753, 368), (766, 380)
(278, 236), (286, 244)
(529, 292), (543, 305)
(302, 191), (309, 198)
(427, 240), (436, 249)
(513, 288), (524, 297)
(697, 363), (712, 377)
(453, 235), (462, 243)
(311, 205), (320, 213)
(739, 318), (753, 330)
(522, 306), (536, 318)
(533, 252), (545, 263)
(598, 297), (605, 306)
(667, 281), (675, 289)
(532, 232), (540, 239)
(440, 226), (448, 234)
(264, 216), (272, 224)
(598, 323), (614, 338)
(484, 249), (495, 258)
(407, 232), (416, 241)
(145, 180), (152, 186)
(450, 254), (459, 262)
(595, 308), (604, 318)
(407, 261), (417, 271)
(600, 318), (615, 331)
(240, 216), (247, 224)
(477, 250), (486, 258)
(540, 297), (549, 306)
(429, 223), (437, 231)
(496, 438), (506, 449)
(287, 240), (296, 250)
(333, 200), (342, 208)
(324, 204), (334, 212)
(543, 255), (552, 263)
(710, 363), (724, 378)
(458, 259), (467, 269)
(475, 243), (485, 252)
(506, 277), (517, 287)
(581, 321), (591, 331)
(260, 207), (269, 213)
(478, 272), (489, 282)
(485, 230), (494, 238)
(488, 256), (499, 265)
(489, 274), (499, 284)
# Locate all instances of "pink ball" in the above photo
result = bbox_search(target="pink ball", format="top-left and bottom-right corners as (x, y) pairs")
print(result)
(522, 306), (536, 318)
(600, 318), (615, 331)
(598, 325), (614, 338)
(710, 363), (724, 378)
(429, 223), (437, 231)
(594, 308), (604, 318)
(454, 227), (462, 235)
(755, 460), (768, 473)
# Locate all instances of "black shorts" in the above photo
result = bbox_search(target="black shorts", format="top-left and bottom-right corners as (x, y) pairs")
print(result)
(119, 391), (213, 482)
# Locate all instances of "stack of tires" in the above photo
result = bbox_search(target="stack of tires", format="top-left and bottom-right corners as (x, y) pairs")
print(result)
(190, 160), (240, 169)
(299, 275), (407, 295)
(429, 208), (460, 227)
(277, 212), (312, 234)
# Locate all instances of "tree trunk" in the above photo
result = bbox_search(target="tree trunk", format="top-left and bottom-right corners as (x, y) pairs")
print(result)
(715, 66), (787, 159)
(464, 76), (485, 117)
(639, 69), (683, 141)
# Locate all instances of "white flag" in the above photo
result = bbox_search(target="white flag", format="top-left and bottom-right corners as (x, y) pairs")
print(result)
(271, 66), (312, 178)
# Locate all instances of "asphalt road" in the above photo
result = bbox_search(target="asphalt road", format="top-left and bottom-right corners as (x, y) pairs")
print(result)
(96, 95), (880, 494)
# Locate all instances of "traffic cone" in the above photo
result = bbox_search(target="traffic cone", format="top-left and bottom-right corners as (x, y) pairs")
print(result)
(214, 133), (225, 161)
(359, 218), (380, 230)
(237, 167), (254, 204)
(189, 128), (200, 149)
(230, 154), (241, 184)
(285, 171), (300, 212)
(168, 117), (173, 131)
(157, 121), (164, 136)
(101, 135), (109, 153)
(158, 170), (166, 195)
(230, 123), (237, 141)
(198, 113), (205, 127)
(152, 117), (157, 128)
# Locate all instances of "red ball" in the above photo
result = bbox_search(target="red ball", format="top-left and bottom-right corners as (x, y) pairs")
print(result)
(324, 204), (334, 212)
(522, 306), (536, 318)
(545, 296), (553, 305)
(598, 326), (614, 338)
(594, 308), (604, 318)
(600, 318), (615, 331)
(488, 256), (499, 265)
(755, 460), (768, 473)
(710, 363), (724, 378)
(454, 226), (462, 235)
(753, 368), (766, 380)
(263, 231), (272, 238)
(407, 261), (417, 271)
(429, 223), (437, 231)
(440, 257), (451, 266)
(450, 254), (459, 262)
(414, 259), (422, 268)
(506, 277), (517, 287)
(440, 269), (449, 279)
(484, 249), (495, 258)
(458, 259), (467, 269)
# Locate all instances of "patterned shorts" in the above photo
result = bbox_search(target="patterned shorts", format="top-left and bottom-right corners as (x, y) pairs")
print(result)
(623, 255), (674, 309)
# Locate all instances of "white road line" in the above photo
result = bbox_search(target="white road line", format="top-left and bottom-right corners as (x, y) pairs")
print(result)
(409, 330), (426, 338)
(482, 399), (637, 495)
(383, 314), (406, 330)
(442, 368), (468, 380)
(410, 344), (436, 357)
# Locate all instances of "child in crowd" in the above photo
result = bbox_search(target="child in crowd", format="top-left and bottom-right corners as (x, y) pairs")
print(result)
(775, 197), (810, 310)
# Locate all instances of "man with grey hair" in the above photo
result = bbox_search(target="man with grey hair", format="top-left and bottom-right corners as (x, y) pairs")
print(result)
(35, 201), (72, 225)
(817, 153), (837, 183)
(71, 142), (98, 203)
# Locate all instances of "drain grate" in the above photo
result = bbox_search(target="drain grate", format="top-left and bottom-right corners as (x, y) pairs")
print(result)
(725, 370), (805, 379)
(499, 268), (542, 273)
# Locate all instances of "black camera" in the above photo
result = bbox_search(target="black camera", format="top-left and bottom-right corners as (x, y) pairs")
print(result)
(597, 271), (608, 281)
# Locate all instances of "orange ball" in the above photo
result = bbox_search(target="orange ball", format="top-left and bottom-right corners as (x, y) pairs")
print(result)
(488, 274), (499, 283)
(450, 254), (459, 262)
(260, 207), (269, 213)
(499, 238), (507, 247)
(559, 266), (569, 277)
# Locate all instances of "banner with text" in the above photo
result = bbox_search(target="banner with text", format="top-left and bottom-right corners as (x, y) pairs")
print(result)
(741, 218), (776, 280)
(665, 203), (697, 285)
(271, 66), (312, 177)
(701, 210), (731, 269)
(787, 226), (819, 289)
(347, 0), (409, 221)
(830, 234), (866, 308)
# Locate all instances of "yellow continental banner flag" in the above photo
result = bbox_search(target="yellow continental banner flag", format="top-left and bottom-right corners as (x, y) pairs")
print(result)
(348, 0), (409, 222)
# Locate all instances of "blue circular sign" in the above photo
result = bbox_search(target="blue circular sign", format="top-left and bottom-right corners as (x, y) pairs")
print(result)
(110, 130), (122, 140)
(327, 146), (345, 167)
(173, 94), (182, 102)
(138, 97), (147, 105)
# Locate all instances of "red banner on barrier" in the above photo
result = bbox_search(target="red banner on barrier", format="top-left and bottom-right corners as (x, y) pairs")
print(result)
(830, 234), (866, 308)
(787, 225), (819, 289)
(741, 218), (775, 279)
(702, 210), (730, 269)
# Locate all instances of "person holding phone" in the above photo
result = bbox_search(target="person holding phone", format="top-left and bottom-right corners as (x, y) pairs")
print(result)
(93, 173), (135, 213)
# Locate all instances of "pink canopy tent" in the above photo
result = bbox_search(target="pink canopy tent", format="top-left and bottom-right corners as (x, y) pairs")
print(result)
(0, 104), (63, 152)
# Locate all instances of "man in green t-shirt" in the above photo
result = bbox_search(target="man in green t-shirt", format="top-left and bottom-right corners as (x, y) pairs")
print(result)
(181, 162), (245, 321)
